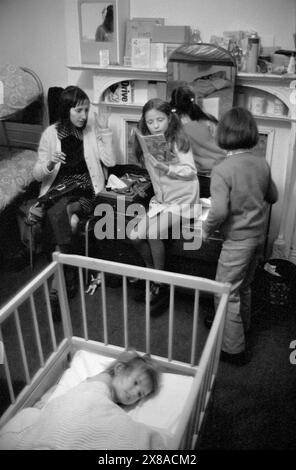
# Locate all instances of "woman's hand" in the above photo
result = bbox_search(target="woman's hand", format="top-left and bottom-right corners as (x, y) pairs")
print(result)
(47, 152), (66, 171)
(94, 103), (110, 130)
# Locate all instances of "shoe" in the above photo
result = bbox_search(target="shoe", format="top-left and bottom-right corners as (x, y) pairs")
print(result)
(49, 289), (61, 322)
(204, 315), (214, 329)
(220, 349), (251, 366)
(149, 283), (169, 306)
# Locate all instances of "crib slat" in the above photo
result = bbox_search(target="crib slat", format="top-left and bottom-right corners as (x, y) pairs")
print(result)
(79, 268), (88, 340)
(43, 282), (57, 351)
(100, 272), (108, 344)
(122, 276), (129, 349)
(29, 294), (44, 367)
(0, 328), (15, 404)
(168, 285), (175, 362)
(14, 309), (30, 385)
(190, 289), (199, 366)
(145, 280), (151, 354)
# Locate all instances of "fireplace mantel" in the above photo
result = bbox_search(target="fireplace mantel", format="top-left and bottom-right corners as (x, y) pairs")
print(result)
(67, 64), (296, 263)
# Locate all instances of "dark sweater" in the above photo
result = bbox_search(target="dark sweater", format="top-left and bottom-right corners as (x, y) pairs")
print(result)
(203, 151), (278, 240)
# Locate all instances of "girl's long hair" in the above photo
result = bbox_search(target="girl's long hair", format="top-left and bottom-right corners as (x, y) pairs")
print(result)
(134, 98), (190, 163)
(170, 84), (217, 124)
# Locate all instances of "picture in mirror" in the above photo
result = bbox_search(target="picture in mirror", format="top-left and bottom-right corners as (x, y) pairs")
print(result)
(80, 1), (113, 42)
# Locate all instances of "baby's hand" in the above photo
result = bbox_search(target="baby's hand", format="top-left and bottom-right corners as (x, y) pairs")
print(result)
(94, 103), (110, 130)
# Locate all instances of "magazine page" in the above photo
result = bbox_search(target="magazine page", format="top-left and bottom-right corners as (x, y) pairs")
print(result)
(134, 129), (177, 163)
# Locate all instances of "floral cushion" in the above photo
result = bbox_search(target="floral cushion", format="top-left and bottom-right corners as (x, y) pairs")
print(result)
(0, 64), (41, 119)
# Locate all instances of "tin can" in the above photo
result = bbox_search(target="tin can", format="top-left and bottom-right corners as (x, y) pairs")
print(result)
(246, 33), (260, 73)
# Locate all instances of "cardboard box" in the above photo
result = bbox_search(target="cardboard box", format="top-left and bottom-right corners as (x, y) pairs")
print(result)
(152, 26), (191, 44)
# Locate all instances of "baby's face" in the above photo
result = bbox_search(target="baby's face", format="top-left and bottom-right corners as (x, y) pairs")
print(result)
(112, 367), (153, 406)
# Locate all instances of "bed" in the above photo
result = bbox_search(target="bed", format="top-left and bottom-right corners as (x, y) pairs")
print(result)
(0, 252), (230, 450)
(0, 64), (44, 212)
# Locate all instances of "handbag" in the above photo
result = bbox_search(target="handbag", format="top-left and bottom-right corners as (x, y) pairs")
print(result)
(37, 181), (84, 207)
(26, 181), (84, 225)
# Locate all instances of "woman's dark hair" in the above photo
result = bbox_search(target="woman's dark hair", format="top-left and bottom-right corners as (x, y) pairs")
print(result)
(134, 98), (190, 163)
(103, 5), (113, 33)
(57, 86), (89, 127)
(216, 107), (259, 150)
(170, 84), (217, 123)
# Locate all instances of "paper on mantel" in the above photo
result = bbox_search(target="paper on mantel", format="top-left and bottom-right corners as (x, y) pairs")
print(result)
(106, 174), (128, 190)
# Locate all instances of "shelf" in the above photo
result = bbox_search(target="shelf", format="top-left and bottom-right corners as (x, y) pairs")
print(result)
(91, 102), (144, 110)
(252, 113), (292, 122)
(67, 64), (167, 81)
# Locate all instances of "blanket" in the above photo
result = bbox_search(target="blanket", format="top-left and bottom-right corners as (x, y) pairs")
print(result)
(0, 381), (167, 450)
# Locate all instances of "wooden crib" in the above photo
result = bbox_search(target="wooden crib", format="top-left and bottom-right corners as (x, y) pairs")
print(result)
(0, 252), (230, 450)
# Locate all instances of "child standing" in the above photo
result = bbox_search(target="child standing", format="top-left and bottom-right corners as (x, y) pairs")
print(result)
(130, 98), (199, 311)
(202, 107), (278, 365)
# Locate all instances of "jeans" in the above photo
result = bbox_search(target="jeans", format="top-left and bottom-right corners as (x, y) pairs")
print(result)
(215, 237), (264, 354)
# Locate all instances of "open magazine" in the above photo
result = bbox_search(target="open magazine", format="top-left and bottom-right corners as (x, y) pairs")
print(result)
(133, 128), (178, 163)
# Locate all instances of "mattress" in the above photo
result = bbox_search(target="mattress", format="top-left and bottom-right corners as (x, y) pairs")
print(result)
(0, 350), (194, 449)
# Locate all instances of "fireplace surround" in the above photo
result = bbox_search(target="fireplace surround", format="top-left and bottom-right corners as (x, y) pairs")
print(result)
(67, 63), (296, 262)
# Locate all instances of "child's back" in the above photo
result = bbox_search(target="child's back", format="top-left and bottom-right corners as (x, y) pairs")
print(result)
(208, 150), (276, 240)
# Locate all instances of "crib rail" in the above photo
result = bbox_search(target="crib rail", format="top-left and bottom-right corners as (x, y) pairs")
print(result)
(0, 252), (230, 449)
(0, 261), (72, 427)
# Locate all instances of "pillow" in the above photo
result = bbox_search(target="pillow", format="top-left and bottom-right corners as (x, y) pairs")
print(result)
(47, 350), (194, 435)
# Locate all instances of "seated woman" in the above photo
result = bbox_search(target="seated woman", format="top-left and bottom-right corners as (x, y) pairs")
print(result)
(170, 84), (226, 195)
(33, 86), (115, 302)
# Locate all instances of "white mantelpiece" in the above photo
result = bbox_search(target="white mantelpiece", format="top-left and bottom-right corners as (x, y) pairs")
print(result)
(67, 64), (296, 262)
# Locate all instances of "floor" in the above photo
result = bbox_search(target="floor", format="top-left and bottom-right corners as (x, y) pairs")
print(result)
(1, 241), (296, 451)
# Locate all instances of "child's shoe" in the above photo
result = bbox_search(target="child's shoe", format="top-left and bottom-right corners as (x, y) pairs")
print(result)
(220, 349), (251, 366)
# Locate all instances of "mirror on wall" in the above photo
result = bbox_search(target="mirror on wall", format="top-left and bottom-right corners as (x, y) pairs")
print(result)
(78, 0), (119, 64)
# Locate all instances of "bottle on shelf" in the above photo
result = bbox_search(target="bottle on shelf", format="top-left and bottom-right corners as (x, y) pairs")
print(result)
(246, 32), (260, 73)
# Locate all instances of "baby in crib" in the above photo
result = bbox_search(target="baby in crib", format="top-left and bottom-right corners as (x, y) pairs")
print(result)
(87, 350), (160, 406)
(0, 350), (164, 450)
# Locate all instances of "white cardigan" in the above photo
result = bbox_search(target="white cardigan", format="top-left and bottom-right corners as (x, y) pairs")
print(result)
(33, 123), (115, 196)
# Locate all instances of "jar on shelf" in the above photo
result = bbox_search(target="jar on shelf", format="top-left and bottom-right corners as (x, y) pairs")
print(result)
(190, 29), (202, 44)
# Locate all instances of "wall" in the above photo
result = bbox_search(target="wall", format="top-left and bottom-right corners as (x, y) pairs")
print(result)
(0, 0), (295, 97)
(0, 0), (68, 96)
